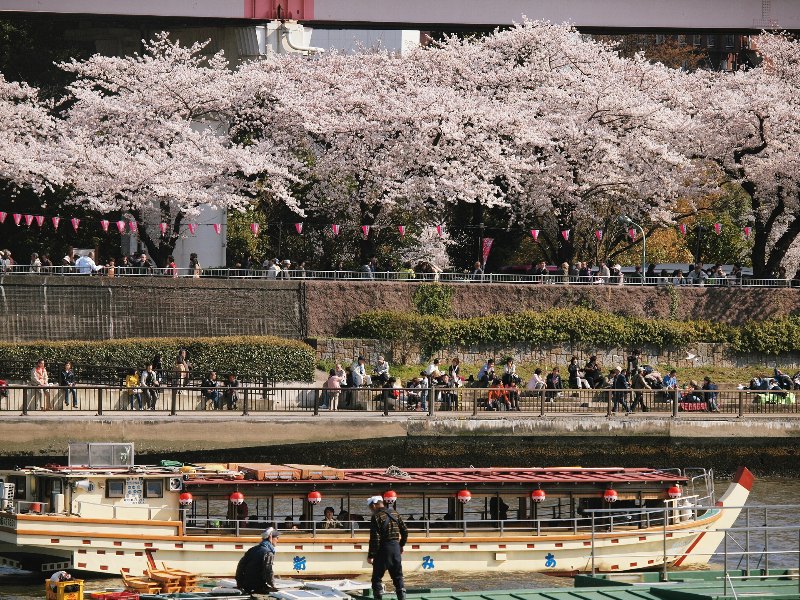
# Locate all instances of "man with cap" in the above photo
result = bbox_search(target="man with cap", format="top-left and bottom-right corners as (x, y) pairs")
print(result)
(235, 527), (280, 594)
(367, 495), (408, 600)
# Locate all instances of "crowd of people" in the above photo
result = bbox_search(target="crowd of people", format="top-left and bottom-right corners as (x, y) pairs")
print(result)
(319, 351), (800, 415)
(19, 351), (242, 411)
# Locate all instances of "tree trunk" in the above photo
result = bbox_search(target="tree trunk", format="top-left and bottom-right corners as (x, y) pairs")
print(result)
(134, 206), (182, 268)
(358, 200), (378, 265)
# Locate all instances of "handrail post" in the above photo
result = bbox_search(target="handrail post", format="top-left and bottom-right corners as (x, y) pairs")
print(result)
(313, 389), (319, 416)
(97, 387), (103, 416)
(472, 389), (478, 417)
(22, 387), (28, 415)
(662, 508), (668, 581)
(724, 531), (728, 596)
(606, 390), (612, 417)
(540, 389), (545, 417)
(429, 387), (436, 417)
(590, 513), (595, 575)
(738, 391), (744, 418)
(242, 388), (249, 416)
(672, 387), (679, 418)
(170, 385), (178, 416)
(383, 387), (389, 416)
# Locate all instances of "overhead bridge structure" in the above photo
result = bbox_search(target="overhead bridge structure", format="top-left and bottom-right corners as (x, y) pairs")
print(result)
(0, 0), (796, 31)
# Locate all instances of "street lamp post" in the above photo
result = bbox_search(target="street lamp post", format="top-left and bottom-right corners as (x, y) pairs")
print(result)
(618, 215), (646, 285)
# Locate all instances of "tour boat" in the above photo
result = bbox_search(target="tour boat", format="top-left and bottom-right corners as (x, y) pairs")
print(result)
(0, 443), (752, 577)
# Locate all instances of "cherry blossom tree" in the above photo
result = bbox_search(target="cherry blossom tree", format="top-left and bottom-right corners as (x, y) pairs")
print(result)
(685, 32), (800, 277)
(55, 34), (298, 265)
(0, 74), (61, 191)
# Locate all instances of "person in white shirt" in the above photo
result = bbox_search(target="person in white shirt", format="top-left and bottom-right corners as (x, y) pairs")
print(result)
(425, 359), (443, 380)
(350, 356), (370, 388)
(75, 251), (100, 275)
(526, 368), (546, 390)
(266, 259), (281, 280)
(373, 356), (390, 385)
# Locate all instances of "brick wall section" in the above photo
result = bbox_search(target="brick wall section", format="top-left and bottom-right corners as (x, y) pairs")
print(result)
(311, 337), (800, 371)
(302, 281), (800, 336)
(0, 275), (304, 341)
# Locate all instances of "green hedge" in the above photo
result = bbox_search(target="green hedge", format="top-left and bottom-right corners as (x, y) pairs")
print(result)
(341, 309), (800, 356)
(0, 336), (315, 382)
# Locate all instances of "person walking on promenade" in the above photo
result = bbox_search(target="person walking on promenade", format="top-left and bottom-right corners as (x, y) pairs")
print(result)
(367, 496), (408, 600)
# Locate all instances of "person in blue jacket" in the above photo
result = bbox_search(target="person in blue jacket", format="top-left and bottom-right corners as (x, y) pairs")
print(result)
(235, 527), (280, 593)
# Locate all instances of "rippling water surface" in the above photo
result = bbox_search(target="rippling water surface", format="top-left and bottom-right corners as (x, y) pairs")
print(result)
(1, 479), (798, 599)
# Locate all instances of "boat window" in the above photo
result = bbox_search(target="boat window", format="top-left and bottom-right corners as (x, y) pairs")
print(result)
(144, 479), (163, 498)
(9, 476), (26, 499)
(107, 479), (125, 498)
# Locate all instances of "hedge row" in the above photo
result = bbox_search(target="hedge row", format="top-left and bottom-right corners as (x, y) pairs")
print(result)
(0, 336), (315, 382)
(341, 309), (800, 356)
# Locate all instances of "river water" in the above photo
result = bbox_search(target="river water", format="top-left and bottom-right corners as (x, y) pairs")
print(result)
(1, 479), (798, 599)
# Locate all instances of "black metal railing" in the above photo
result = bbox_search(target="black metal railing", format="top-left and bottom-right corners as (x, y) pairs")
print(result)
(0, 383), (796, 417)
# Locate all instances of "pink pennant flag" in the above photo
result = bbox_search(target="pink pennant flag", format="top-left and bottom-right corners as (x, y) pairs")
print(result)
(35, 215), (44, 227)
(561, 229), (570, 241)
(128, 221), (138, 234)
(435, 225), (443, 238)
(250, 222), (260, 236)
(116, 220), (126, 234)
(530, 229), (540, 242)
(628, 228), (637, 240)
(713, 222), (722, 235)
(331, 224), (340, 235)
(100, 219), (109, 232)
(188, 223), (197, 235)
(24, 214), (33, 227)
(397, 225), (405, 237)
(481, 238), (494, 264)
(51, 216), (60, 230)
(743, 226), (752, 238)
(678, 223), (687, 237)
(71, 218), (80, 232)
(295, 223), (303, 234)
(212, 223), (221, 235)
(595, 229), (603, 241)
(159, 222), (168, 235)
(0, 211), (6, 224)
(13, 213), (21, 226)
(361, 225), (370, 238)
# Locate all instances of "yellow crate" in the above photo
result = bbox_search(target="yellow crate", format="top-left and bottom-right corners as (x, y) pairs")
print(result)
(45, 579), (84, 600)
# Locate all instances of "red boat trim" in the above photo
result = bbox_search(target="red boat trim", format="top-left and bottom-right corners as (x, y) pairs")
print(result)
(733, 467), (755, 491)
(672, 531), (706, 567)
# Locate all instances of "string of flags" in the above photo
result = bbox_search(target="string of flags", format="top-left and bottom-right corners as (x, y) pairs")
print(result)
(0, 211), (755, 240)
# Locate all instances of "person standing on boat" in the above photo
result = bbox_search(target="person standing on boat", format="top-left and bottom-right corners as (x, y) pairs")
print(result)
(235, 527), (280, 594)
(367, 495), (408, 600)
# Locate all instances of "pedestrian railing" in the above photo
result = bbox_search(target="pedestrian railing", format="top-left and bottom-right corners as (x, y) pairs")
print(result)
(0, 383), (797, 416)
(2, 265), (798, 288)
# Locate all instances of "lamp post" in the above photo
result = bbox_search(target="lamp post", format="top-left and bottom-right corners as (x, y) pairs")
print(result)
(618, 215), (646, 285)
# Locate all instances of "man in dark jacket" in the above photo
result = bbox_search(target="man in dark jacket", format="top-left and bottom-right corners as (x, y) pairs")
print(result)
(367, 496), (408, 600)
(611, 367), (631, 414)
(235, 527), (280, 593)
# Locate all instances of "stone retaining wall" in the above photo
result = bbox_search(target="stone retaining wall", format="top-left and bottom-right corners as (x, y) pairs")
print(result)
(311, 337), (800, 370)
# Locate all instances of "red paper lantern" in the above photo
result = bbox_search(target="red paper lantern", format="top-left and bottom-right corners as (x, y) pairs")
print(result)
(229, 491), (245, 505)
(603, 488), (618, 503)
(179, 492), (193, 506)
(307, 490), (322, 504)
(531, 489), (546, 503)
(667, 485), (682, 499)
(457, 489), (472, 504)
(383, 490), (397, 504)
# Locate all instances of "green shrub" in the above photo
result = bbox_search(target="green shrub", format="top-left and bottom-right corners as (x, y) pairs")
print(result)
(341, 308), (751, 354)
(412, 284), (454, 317)
(0, 336), (315, 382)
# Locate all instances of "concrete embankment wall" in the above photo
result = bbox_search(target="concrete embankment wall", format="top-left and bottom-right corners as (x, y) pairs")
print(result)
(1, 276), (799, 341)
(0, 415), (798, 476)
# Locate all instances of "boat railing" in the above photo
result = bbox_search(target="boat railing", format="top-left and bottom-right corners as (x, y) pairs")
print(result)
(183, 501), (715, 538)
(13, 499), (50, 514)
